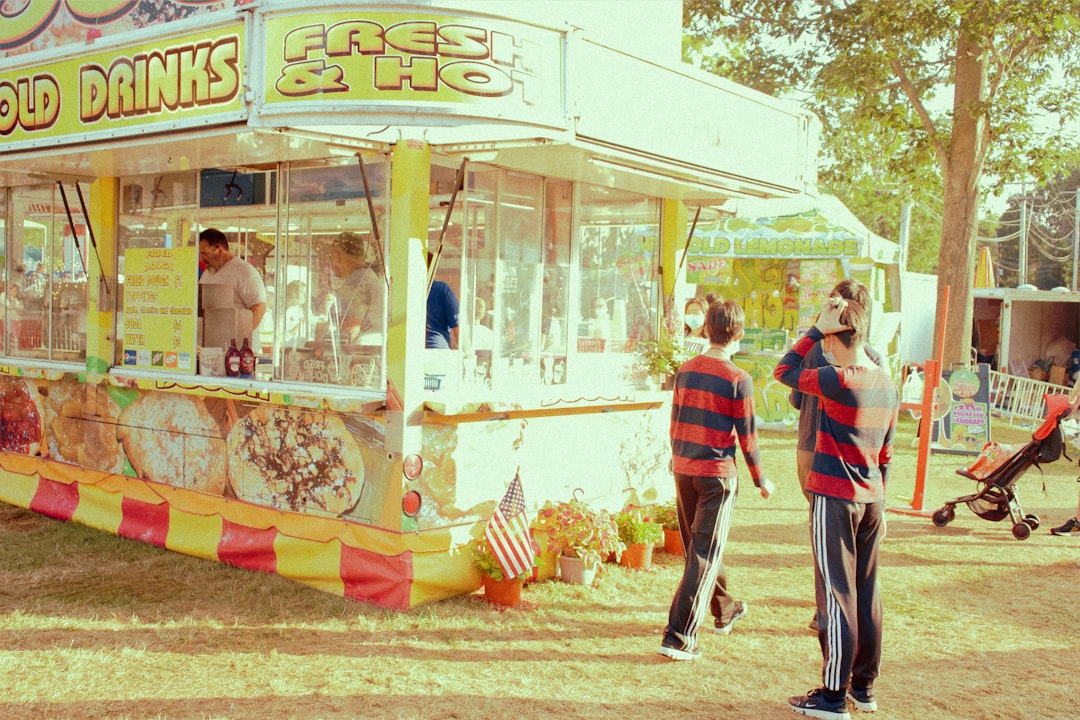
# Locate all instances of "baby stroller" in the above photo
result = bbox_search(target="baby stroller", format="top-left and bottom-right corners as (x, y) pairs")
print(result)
(931, 390), (1078, 540)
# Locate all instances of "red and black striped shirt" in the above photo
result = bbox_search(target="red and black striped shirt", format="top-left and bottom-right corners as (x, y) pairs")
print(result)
(774, 327), (898, 503)
(671, 354), (764, 485)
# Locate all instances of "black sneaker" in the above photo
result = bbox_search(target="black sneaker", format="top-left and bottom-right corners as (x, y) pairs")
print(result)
(788, 688), (850, 720)
(1050, 517), (1080, 536)
(713, 600), (748, 635)
(847, 687), (877, 712)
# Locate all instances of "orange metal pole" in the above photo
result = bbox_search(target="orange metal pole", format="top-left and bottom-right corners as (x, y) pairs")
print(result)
(892, 285), (950, 516)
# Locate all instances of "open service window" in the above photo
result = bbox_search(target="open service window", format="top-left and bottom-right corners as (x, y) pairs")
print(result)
(115, 154), (389, 389)
(431, 161), (660, 396)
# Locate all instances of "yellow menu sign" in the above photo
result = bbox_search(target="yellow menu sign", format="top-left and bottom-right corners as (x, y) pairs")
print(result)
(122, 247), (197, 373)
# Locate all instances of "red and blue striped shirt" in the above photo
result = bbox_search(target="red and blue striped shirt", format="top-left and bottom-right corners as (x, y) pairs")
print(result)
(670, 354), (764, 485)
(774, 327), (899, 503)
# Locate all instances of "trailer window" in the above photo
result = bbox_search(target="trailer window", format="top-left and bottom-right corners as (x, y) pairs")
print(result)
(0, 184), (89, 363)
(576, 184), (660, 384)
(115, 155), (388, 389)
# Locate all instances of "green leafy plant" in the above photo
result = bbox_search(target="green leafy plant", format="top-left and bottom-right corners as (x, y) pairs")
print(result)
(652, 499), (680, 532)
(534, 496), (625, 568)
(637, 335), (692, 380)
(470, 539), (533, 582)
(614, 509), (664, 546)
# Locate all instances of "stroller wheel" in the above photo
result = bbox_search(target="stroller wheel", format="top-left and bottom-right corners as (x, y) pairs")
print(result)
(932, 507), (954, 527)
(1024, 514), (1040, 530)
(1012, 521), (1032, 540)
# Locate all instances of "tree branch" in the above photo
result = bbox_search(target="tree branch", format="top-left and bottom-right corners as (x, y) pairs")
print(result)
(888, 56), (947, 168)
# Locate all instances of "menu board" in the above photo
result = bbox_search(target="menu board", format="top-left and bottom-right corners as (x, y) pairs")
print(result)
(121, 247), (198, 373)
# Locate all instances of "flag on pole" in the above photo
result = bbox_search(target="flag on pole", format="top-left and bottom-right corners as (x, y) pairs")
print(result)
(484, 470), (534, 580)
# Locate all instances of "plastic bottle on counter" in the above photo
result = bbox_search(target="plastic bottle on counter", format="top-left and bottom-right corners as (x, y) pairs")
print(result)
(239, 337), (256, 377)
(225, 338), (241, 377)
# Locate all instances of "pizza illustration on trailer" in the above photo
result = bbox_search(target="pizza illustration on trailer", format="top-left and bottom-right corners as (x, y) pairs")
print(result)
(0, 376), (44, 456)
(226, 407), (366, 516)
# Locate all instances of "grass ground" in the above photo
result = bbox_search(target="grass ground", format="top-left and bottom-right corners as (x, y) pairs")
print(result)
(0, 415), (1078, 720)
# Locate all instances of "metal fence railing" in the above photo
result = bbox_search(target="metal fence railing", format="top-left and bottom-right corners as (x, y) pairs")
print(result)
(988, 369), (1072, 428)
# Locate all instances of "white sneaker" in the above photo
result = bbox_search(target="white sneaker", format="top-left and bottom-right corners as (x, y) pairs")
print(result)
(657, 645), (700, 661)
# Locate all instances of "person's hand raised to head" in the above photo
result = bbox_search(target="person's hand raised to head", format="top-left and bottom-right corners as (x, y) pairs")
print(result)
(816, 296), (851, 335)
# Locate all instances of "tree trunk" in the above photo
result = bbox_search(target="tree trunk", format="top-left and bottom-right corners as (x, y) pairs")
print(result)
(935, 18), (988, 368)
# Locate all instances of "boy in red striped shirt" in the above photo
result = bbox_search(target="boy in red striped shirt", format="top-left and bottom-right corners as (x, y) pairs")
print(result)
(774, 297), (898, 720)
(658, 300), (774, 662)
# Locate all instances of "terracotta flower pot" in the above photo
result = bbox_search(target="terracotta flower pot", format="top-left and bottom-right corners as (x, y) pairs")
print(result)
(663, 527), (684, 556)
(618, 542), (654, 570)
(482, 574), (523, 607)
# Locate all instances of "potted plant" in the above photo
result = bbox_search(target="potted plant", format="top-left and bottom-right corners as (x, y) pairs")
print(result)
(637, 335), (691, 389)
(653, 498), (684, 556)
(614, 509), (664, 570)
(471, 539), (532, 607)
(534, 496), (625, 585)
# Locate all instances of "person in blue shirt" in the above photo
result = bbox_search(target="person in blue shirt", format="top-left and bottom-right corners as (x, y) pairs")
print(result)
(426, 280), (459, 349)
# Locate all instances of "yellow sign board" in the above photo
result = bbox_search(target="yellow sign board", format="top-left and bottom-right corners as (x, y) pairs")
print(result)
(121, 247), (197, 373)
(0, 22), (245, 150)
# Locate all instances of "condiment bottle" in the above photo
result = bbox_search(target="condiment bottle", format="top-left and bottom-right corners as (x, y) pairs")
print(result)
(225, 338), (241, 376)
(239, 337), (255, 377)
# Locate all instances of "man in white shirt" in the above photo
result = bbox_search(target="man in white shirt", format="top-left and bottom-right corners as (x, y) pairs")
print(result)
(198, 228), (267, 348)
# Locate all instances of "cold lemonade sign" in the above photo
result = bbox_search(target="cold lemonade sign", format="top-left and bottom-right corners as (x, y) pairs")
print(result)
(122, 247), (197, 373)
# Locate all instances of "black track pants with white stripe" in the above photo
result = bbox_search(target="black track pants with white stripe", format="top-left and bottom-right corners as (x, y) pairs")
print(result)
(662, 474), (738, 653)
(810, 494), (884, 694)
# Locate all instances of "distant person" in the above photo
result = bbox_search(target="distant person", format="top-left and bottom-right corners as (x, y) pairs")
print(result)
(198, 228), (266, 348)
(282, 280), (308, 348)
(774, 297), (898, 720)
(323, 231), (384, 345)
(658, 300), (774, 662)
(590, 297), (611, 340)
(471, 297), (493, 352)
(682, 296), (709, 356)
(427, 280), (459, 349)
(1050, 495), (1080, 536)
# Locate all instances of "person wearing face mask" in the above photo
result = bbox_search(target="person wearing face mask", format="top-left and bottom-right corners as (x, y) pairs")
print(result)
(788, 280), (881, 635)
(790, 280), (881, 503)
(774, 297), (898, 720)
(682, 297), (709, 356)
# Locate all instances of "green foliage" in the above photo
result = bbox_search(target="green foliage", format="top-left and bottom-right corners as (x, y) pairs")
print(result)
(652, 499), (680, 532)
(637, 336), (692, 379)
(534, 497), (626, 568)
(471, 539), (533, 582)
(684, 1), (1080, 359)
(614, 509), (664, 546)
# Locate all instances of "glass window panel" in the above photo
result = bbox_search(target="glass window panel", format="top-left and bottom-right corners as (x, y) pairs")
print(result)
(576, 184), (660, 384)
(2, 184), (88, 362)
(279, 156), (388, 388)
(540, 179), (572, 385)
(459, 166), (497, 386)
(117, 171), (199, 365)
(496, 170), (544, 382)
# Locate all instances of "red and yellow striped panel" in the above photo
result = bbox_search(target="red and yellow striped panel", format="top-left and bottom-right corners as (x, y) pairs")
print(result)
(0, 454), (433, 610)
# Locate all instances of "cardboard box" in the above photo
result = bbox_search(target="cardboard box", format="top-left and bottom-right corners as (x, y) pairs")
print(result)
(1050, 365), (1068, 386)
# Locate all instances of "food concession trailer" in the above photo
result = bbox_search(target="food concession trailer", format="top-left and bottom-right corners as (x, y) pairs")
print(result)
(0, 0), (819, 607)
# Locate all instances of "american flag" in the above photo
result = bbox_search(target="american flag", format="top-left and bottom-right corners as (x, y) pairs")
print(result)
(484, 471), (534, 580)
